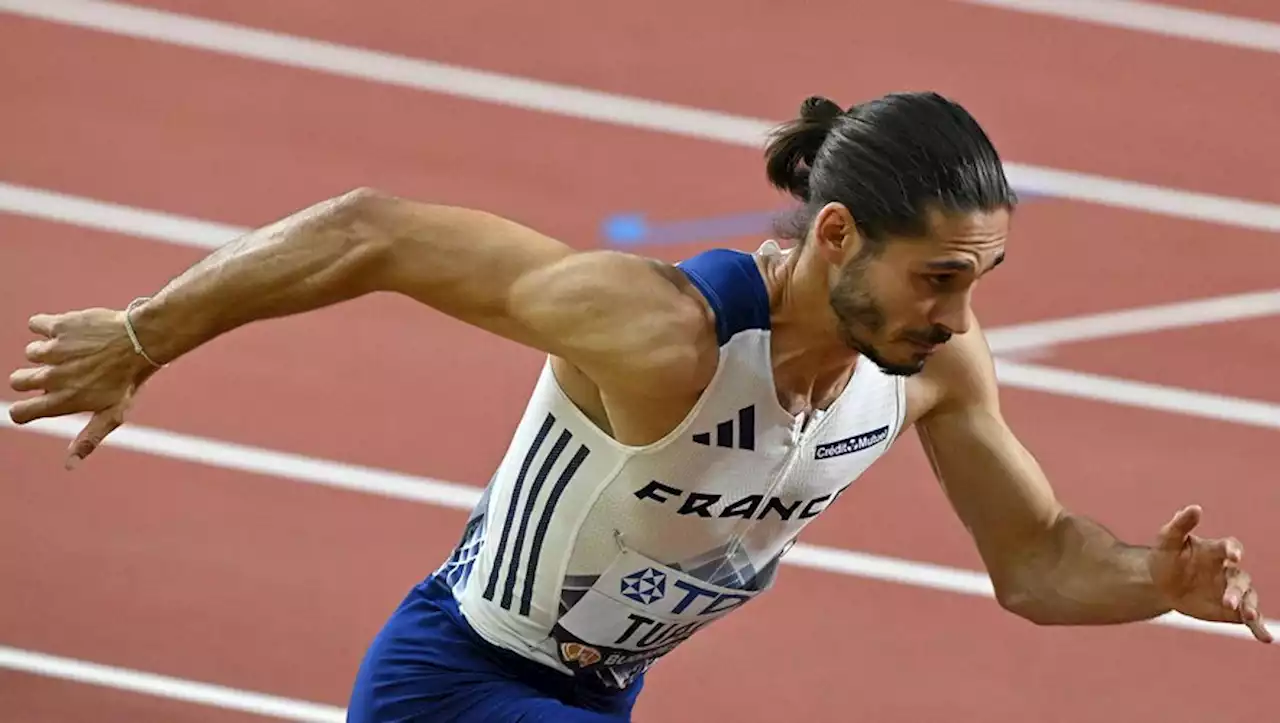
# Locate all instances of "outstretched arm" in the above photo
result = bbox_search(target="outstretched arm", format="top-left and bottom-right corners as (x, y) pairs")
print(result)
(8, 188), (715, 464)
(113, 189), (708, 375)
(912, 322), (1271, 642)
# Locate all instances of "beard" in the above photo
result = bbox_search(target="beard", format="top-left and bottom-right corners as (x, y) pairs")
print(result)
(828, 257), (951, 377)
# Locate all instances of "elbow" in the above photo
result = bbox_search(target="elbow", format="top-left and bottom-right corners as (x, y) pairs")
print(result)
(989, 512), (1072, 626)
(279, 187), (402, 295)
(328, 186), (403, 264)
(991, 565), (1062, 626)
(994, 582), (1052, 626)
(303, 186), (394, 248)
(331, 186), (396, 241)
(337, 186), (392, 214)
(331, 186), (438, 258)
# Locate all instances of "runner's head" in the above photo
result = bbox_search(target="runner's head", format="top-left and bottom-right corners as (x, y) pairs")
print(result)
(764, 91), (1016, 376)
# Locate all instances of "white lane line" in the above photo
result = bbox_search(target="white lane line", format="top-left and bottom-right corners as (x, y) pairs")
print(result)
(0, 182), (243, 247)
(0, 400), (1257, 643)
(4, 179), (1280, 429)
(3, 0), (1280, 232)
(0, 645), (345, 722)
(953, 0), (1280, 54)
(984, 289), (1280, 354)
(995, 360), (1280, 429)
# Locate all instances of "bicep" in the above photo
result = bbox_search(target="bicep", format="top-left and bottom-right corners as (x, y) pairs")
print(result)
(364, 194), (714, 391)
(914, 328), (1063, 581)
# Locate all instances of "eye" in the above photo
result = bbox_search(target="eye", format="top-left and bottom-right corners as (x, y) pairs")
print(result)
(925, 273), (957, 289)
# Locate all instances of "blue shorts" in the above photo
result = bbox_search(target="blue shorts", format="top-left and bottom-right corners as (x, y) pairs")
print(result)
(346, 574), (645, 722)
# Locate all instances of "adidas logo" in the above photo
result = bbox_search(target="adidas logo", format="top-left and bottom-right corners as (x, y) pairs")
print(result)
(692, 405), (755, 450)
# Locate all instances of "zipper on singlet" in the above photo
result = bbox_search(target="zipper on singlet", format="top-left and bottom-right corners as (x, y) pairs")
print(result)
(792, 411), (808, 442)
(711, 412), (812, 584)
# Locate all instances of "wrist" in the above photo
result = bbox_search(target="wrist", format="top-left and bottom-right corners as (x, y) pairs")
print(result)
(1114, 544), (1177, 620)
(1139, 544), (1182, 612)
(125, 295), (204, 366)
(123, 298), (169, 368)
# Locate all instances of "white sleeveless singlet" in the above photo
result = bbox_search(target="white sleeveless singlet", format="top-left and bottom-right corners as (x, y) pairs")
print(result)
(433, 242), (907, 690)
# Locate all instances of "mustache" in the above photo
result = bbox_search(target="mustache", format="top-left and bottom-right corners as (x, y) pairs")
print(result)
(904, 327), (952, 345)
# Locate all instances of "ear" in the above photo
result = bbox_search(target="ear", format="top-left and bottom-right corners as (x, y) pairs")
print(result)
(810, 202), (863, 264)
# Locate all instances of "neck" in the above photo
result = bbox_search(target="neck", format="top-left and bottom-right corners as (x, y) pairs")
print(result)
(760, 242), (861, 404)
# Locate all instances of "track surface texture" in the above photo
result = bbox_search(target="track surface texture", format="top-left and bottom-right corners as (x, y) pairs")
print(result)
(2, 1), (1276, 721)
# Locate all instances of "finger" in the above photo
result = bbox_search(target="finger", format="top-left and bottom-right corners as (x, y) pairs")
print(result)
(1240, 587), (1260, 621)
(28, 313), (59, 337)
(1240, 589), (1273, 644)
(6, 389), (83, 425)
(9, 366), (51, 393)
(1222, 567), (1251, 610)
(1157, 505), (1202, 550)
(1222, 536), (1244, 564)
(67, 406), (126, 469)
(9, 362), (81, 394)
(25, 338), (70, 364)
(1201, 536), (1244, 566)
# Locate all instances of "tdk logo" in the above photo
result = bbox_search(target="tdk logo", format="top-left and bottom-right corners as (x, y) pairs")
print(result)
(620, 568), (667, 605)
(814, 426), (890, 461)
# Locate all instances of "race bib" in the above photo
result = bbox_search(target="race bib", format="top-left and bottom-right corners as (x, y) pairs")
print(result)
(550, 547), (767, 687)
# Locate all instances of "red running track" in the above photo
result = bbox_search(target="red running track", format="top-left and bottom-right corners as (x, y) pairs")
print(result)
(1, 3), (1277, 722)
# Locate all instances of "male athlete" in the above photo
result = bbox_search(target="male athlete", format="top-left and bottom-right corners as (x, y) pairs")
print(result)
(8, 92), (1271, 721)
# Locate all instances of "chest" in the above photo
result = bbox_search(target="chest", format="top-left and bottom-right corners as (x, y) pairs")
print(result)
(573, 372), (903, 572)
(629, 399), (896, 516)
(551, 352), (860, 451)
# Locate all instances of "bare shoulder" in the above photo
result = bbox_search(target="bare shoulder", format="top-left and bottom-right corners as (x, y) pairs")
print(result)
(544, 253), (722, 446)
(526, 251), (720, 396)
(903, 316), (1000, 429)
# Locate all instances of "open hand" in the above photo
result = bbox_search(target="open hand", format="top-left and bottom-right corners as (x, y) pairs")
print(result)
(1149, 505), (1271, 643)
(8, 308), (160, 469)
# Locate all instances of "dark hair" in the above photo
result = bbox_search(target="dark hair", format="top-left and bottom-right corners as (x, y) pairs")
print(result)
(764, 92), (1016, 244)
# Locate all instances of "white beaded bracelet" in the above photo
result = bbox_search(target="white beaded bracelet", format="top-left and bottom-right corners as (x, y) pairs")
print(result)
(124, 297), (166, 369)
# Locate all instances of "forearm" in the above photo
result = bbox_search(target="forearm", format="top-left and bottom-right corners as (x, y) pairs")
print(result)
(129, 189), (395, 364)
(999, 512), (1171, 626)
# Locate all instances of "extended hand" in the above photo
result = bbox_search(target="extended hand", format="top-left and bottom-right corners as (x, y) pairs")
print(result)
(1149, 505), (1271, 643)
(8, 308), (160, 468)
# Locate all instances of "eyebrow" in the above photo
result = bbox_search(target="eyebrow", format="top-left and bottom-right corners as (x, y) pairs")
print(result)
(924, 259), (974, 272)
(925, 251), (1005, 274)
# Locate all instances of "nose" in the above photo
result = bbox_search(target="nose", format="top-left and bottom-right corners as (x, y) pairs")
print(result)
(931, 291), (973, 336)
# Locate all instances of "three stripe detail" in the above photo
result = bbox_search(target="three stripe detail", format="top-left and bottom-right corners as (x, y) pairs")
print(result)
(692, 405), (755, 450)
(483, 412), (590, 616)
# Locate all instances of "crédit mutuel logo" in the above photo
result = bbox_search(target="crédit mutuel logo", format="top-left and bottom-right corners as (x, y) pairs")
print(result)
(813, 425), (890, 461)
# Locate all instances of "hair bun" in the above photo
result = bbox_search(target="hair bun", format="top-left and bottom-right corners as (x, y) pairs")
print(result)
(799, 96), (842, 123)
(763, 95), (846, 203)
